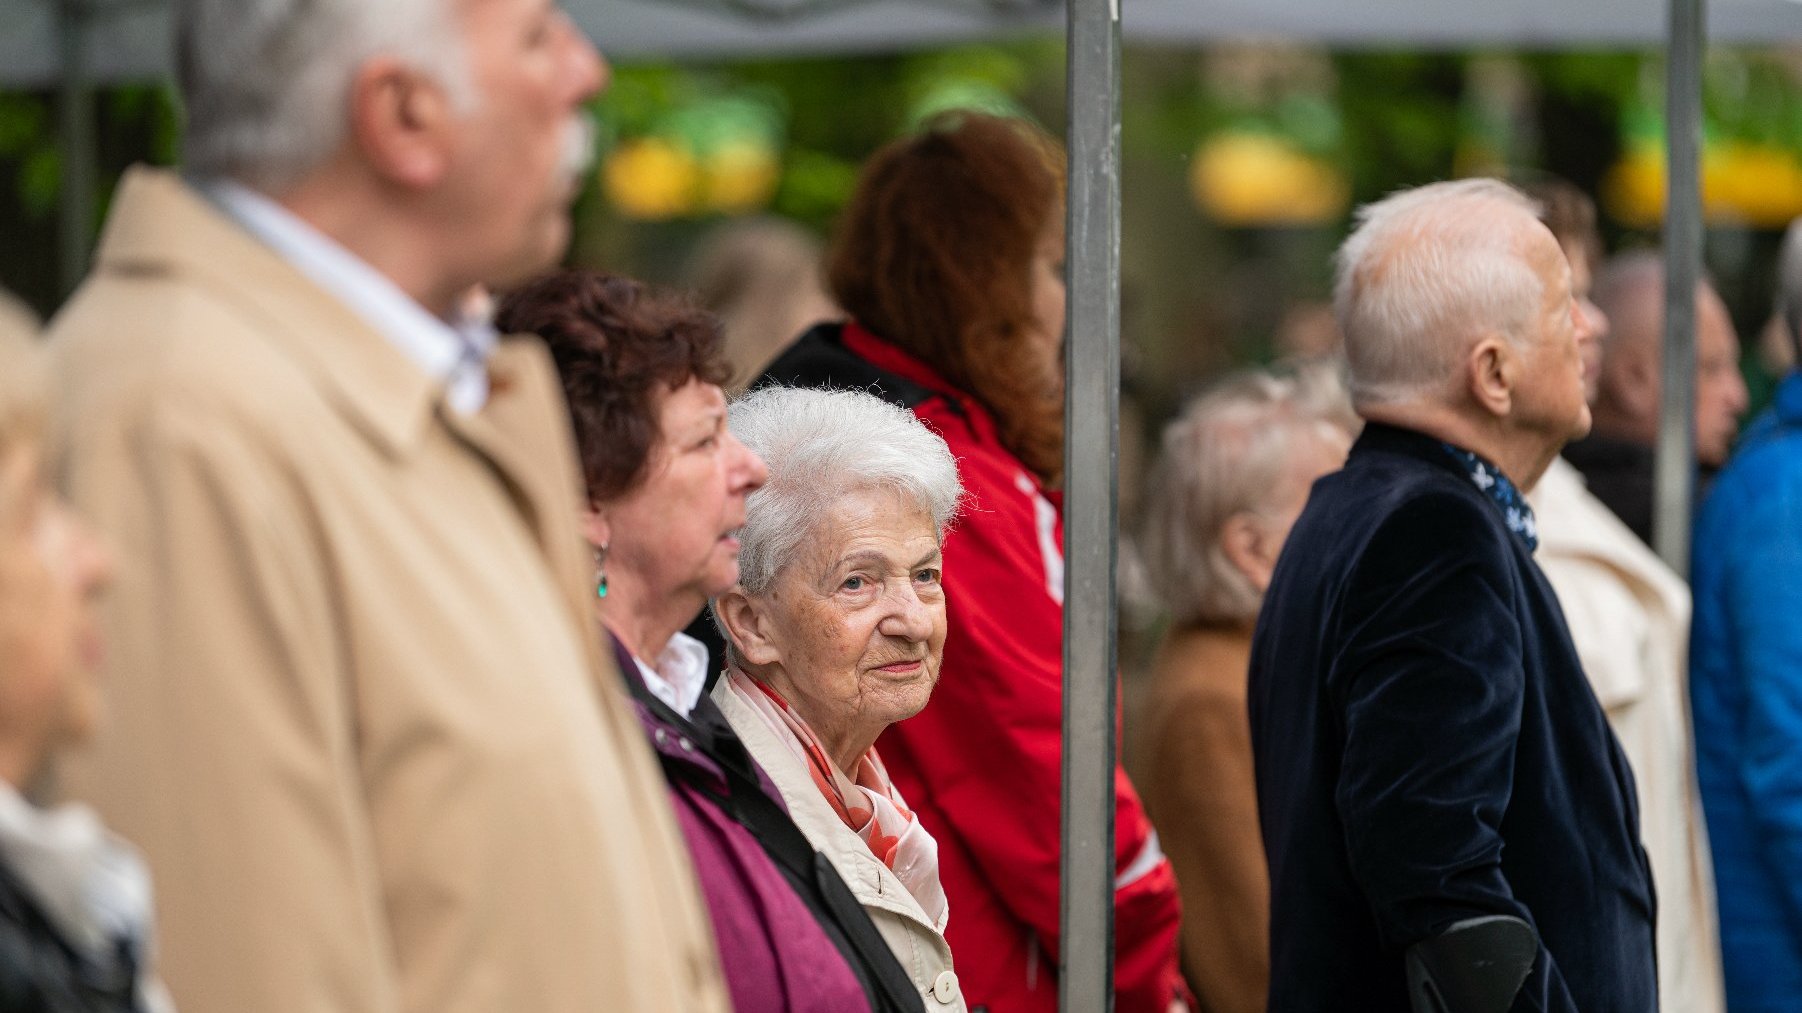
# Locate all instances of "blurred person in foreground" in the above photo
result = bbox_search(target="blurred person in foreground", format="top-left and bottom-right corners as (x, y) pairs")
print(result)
(755, 111), (1188, 1013)
(1691, 216), (1802, 1011)
(1562, 250), (1748, 546)
(0, 291), (35, 348)
(683, 217), (842, 391)
(1133, 364), (1353, 1013)
(1250, 178), (1655, 1012)
(1523, 180), (1725, 1013)
(43, 2), (729, 1011)
(712, 386), (968, 1010)
(0, 331), (169, 1013)
(497, 271), (932, 1013)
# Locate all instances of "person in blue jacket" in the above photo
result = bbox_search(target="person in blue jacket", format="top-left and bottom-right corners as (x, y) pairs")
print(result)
(1249, 178), (1656, 1012)
(1691, 215), (1802, 1012)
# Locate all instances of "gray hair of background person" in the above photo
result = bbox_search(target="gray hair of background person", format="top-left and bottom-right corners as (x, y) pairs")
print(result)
(720, 386), (962, 600)
(1334, 178), (1546, 409)
(1142, 366), (1353, 626)
(176, 0), (474, 191)
(1775, 217), (1802, 363)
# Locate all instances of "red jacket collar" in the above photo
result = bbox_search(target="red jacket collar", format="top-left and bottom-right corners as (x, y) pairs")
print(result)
(840, 320), (965, 402)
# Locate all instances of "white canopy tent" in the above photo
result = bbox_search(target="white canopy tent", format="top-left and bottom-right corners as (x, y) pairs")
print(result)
(2, 0), (1751, 1006)
(8, 0), (1802, 82)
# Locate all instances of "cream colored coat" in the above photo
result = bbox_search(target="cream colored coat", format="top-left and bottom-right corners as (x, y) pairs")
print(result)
(45, 169), (728, 1013)
(716, 682), (968, 1012)
(1529, 456), (1724, 1013)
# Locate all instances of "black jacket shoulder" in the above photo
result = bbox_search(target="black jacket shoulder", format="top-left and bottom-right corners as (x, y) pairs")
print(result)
(0, 859), (145, 1013)
(754, 322), (957, 417)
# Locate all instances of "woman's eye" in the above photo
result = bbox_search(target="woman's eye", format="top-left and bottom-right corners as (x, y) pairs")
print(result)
(841, 575), (866, 592)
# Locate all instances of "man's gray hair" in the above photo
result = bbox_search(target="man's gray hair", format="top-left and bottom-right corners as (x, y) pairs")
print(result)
(1334, 178), (1547, 409)
(1777, 216), (1802, 362)
(1142, 365), (1352, 626)
(725, 386), (963, 598)
(176, 0), (472, 191)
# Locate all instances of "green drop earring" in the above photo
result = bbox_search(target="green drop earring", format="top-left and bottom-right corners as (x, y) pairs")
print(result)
(594, 542), (610, 599)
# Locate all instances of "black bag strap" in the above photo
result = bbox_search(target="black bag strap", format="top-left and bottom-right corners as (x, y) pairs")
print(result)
(629, 682), (924, 1013)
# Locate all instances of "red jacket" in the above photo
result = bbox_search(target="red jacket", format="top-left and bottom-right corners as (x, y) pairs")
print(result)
(830, 323), (1187, 1013)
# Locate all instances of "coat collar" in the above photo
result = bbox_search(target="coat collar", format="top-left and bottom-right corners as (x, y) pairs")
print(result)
(712, 682), (948, 937)
(1353, 421), (1539, 550)
(95, 167), (443, 458)
(1529, 456), (1689, 620)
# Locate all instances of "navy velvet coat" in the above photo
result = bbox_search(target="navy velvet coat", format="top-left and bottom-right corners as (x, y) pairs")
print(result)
(1248, 423), (1656, 1012)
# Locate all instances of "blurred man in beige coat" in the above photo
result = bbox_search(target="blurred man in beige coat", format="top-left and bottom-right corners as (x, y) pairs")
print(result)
(43, 2), (728, 1011)
(1525, 181), (1725, 1013)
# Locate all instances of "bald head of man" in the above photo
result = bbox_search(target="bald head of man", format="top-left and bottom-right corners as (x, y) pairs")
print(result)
(1589, 251), (1748, 468)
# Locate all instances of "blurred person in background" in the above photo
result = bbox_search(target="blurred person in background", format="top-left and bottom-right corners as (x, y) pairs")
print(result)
(1563, 251), (1749, 546)
(713, 386), (968, 1011)
(0, 329), (169, 1012)
(683, 217), (842, 391)
(1251, 179), (1653, 1011)
(1691, 215), (1802, 1012)
(497, 270), (932, 1013)
(755, 111), (1189, 1013)
(43, 2), (730, 1011)
(1524, 180), (1725, 1013)
(1133, 364), (1353, 1013)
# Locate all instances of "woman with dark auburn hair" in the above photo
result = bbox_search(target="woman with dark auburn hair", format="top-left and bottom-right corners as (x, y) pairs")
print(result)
(496, 271), (924, 1013)
(755, 111), (1190, 1013)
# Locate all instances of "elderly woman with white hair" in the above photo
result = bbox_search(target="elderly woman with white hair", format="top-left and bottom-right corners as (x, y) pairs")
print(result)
(712, 386), (968, 1012)
(1132, 366), (1352, 1013)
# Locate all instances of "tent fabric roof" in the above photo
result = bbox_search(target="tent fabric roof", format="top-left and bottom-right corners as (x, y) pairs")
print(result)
(7, 0), (1802, 88)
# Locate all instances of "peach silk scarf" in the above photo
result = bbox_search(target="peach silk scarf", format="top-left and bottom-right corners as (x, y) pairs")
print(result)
(723, 668), (948, 927)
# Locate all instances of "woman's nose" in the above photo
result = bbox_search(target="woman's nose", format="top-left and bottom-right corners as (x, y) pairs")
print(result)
(733, 437), (769, 492)
(879, 586), (935, 642)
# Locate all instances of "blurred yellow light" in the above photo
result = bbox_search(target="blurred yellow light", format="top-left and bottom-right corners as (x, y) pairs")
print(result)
(703, 141), (782, 215)
(1604, 141), (1802, 228)
(1191, 133), (1350, 227)
(603, 138), (701, 221)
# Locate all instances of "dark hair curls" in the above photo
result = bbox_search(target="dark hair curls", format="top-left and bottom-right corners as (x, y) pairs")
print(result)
(496, 270), (730, 505)
(828, 111), (1067, 485)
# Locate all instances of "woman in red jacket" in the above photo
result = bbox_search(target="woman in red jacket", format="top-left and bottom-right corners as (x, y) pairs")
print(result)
(756, 111), (1189, 1013)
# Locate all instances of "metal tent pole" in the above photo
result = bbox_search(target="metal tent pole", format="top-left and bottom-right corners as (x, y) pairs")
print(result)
(1060, 0), (1121, 1009)
(1655, 0), (1703, 576)
(56, 0), (97, 300)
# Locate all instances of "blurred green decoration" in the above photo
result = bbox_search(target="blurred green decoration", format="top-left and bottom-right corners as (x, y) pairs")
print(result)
(1605, 50), (1802, 228)
(1188, 48), (1351, 227)
(588, 45), (1054, 238)
(595, 67), (789, 221)
(902, 47), (1036, 126)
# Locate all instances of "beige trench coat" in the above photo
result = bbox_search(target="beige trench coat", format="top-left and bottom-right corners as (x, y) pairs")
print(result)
(1529, 456), (1725, 1013)
(715, 682), (968, 1012)
(45, 168), (728, 1013)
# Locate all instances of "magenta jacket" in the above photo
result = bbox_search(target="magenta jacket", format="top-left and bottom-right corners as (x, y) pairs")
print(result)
(609, 634), (874, 1013)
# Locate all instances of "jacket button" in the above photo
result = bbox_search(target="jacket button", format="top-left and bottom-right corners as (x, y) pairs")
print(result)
(932, 970), (958, 1004)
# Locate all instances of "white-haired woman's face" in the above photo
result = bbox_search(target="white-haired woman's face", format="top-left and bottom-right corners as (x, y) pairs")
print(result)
(727, 485), (947, 769)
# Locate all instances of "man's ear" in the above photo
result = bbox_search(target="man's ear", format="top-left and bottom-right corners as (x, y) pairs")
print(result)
(579, 508), (611, 552)
(1618, 346), (1663, 424)
(1467, 334), (1514, 418)
(717, 591), (782, 668)
(1220, 512), (1279, 596)
(346, 57), (456, 189)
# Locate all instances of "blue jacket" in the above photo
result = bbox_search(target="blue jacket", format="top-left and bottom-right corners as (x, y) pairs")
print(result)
(1691, 370), (1802, 1011)
(1249, 422), (1657, 1012)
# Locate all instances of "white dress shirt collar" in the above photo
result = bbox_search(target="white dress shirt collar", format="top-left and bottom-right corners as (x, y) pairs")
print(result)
(633, 631), (712, 720)
(198, 179), (498, 414)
